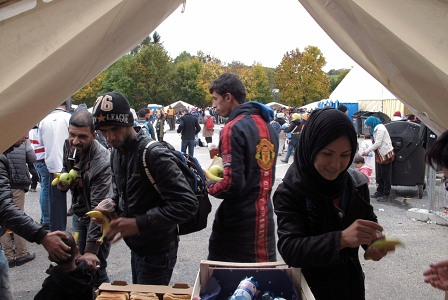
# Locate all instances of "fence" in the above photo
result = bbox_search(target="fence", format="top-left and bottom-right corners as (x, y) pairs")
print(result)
(427, 166), (448, 221)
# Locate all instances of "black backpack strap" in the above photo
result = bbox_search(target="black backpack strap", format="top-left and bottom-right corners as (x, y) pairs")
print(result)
(142, 140), (164, 200)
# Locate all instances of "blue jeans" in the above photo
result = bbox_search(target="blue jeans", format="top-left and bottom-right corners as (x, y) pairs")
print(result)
(73, 216), (110, 287)
(34, 161), (50, 225)
(0, 245), (13, 300)
(49, 175), (67, 231)
(284, 139), (299, 162)
(131, 242), (178, 285)
(181, 139), (195, 157)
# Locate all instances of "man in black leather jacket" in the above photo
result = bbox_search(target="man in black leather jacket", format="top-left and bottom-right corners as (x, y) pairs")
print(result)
(0, 136), (71, 299)
(92, 92), (198, 285)
(57, 110), (112, 287)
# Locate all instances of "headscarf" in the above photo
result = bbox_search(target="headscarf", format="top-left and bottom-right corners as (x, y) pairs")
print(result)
(282, 108), (357, 201)
(364, 116), (382, 135)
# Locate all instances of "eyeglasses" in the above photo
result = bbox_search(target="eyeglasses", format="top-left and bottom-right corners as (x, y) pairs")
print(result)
(442, 177), (448, 192)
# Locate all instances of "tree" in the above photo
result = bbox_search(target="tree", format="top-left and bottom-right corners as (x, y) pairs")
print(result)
(329, 68), (350, 92)
(152, 31), (161, 44)
(198, 60), (224, 104)
(174, 51), (194, 64)
(244, 63), (273, 103)
(172, 58), (207, 107)
(274, 46), (330, 107)
(72, 71), (108, 107)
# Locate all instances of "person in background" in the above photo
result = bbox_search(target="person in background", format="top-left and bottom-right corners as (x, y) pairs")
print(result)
(167, 105), (176, 130)
(423, 130), (448, 291)
(29, 124), (50, 230)
(207, 72), (278, 263)
(337, 104), (349, 115)
(34, 231), (96, 300)
(0, 135), (71, 299)
(38, 100), (72, 231)
(57, 110), (112, 287)
(28, 152), (39, 192)
(0, 134), (37, 268)
(92, 92), (198, 285)
(136, 108), (155, 140)
(361, 116), (394, 202)
(177, 108), (201, 156)
(202, 111), (215, 146)
(154, 111), (166, 142)
(360, 133), (374, 168)
(274, 108), (391, 300)
(392, 111), (402, 121)
(281, 113), (302, 163)
(273, 113), (286, 156)
(354, 155), (373, 185)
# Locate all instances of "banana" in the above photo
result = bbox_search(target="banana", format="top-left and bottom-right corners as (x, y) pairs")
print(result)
(85, 210), (110, 245)
(51, 177), (59, 186)
(203, 168), (223, 182)
(370, 237), (404, 250)
(73, 232), (79, 244)
(364, 237), (404, 260)
(55, 173), (61, 179)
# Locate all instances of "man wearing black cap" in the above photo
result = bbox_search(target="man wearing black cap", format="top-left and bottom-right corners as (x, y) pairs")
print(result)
(92, 92), (198, 285)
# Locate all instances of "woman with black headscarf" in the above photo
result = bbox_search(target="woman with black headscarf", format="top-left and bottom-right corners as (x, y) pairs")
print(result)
(274, 108), (393, 300)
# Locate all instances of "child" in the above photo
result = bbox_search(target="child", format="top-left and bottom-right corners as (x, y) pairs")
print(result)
(34, 232), (96, 300)
(360, 134), (373, 167)
(354, 156), (373, 186)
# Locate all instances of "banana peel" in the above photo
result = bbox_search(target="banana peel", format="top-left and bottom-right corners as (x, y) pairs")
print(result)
(364, 236), (404, 260)
(85, 211), (110, 245)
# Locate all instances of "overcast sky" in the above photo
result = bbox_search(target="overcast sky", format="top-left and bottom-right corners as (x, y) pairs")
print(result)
(153, 0), (355, 72)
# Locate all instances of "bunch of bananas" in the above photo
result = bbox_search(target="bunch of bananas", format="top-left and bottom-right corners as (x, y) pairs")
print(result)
(51, 169), (79, 186)
(203, 156), (224, 182)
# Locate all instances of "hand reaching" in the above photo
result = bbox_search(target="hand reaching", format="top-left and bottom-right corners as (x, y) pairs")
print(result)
(424, 260), (448, 291)
(340, 219), (383, 249)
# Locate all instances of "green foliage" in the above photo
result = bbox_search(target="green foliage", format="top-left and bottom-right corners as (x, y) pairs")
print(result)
(329, 68), (350, 92)
(174, 51), (194, 64)
(173, 58), (207, 107)
(274, 46), (330, 107)
(244, 63), (273, 103)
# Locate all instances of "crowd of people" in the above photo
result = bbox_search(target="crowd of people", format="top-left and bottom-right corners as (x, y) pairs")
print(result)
(1, 72), (447, 299)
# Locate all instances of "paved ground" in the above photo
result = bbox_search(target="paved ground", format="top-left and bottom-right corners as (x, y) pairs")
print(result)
(7, 125), (448, 299)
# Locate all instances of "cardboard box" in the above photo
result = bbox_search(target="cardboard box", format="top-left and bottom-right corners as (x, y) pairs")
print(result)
(193, 260), (315, 300)
(96, 281), (193, 299)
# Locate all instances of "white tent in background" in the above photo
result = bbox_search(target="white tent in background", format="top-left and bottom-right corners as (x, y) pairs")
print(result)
(266, 102), (288, 110)
(330, 65), (396, 102)
(164, 100), (195, 113)
(329, 65), (410, 118)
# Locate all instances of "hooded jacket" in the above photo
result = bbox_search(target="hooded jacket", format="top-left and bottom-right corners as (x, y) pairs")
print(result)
(34, 260), (96, 300)
(208, 102), (278, 263)
(110, 129), (198, 256)
(6, 139), (36, 191)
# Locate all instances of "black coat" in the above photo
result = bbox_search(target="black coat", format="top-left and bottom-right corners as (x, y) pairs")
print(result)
(177, 113), (201, 140)
(274, 169), (376, 300)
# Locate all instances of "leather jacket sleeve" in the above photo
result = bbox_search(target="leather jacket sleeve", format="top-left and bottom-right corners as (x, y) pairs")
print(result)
(0, 154), (47, 243)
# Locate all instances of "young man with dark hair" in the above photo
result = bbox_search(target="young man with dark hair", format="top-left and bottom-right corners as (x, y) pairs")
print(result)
(136, 108), (155, 139)
(177, 108), (201, 156)
(207, 73), (278, 263)
(92, 92), (198, 285)
(57, 109), (112, 287)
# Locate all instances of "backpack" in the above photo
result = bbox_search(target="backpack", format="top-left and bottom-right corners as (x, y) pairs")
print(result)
(205, 117), (214, 131)
(270, 120), (281, 134)
(141, 140), (212, 235)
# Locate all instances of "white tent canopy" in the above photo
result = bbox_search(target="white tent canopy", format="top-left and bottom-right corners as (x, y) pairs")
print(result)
(266, 102), (288, 110)
(329, 65), (396, 102)
(164, 100), (195, 114)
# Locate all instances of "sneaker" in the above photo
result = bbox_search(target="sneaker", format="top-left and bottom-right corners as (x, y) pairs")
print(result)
(370, 192), (384, 198)
(281, 159), (288, 163)
(8, 259), (15, 268)
(15, 252), (35, 266)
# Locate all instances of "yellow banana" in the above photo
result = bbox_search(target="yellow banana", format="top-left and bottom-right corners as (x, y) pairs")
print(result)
(370, 237), (404, 250)
(55, 173), (61, 179)
(203, 168), (223, 182)
(73, 232), (79, 244)
(85, 210), (110, 245)
(51, 177), (59, 186)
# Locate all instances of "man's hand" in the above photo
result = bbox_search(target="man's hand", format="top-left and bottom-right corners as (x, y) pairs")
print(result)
(106, 217), (139, 243)
(424, 260), (448, 291)
(340, 219), (383, 249)
(40, 231), (71, 262)
(77, 252), (100, 273)
(364, 245), (390, 261)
